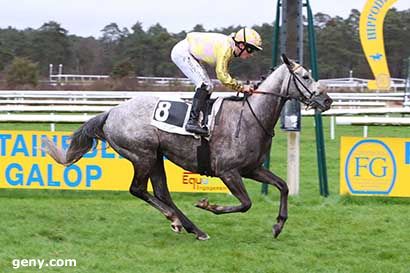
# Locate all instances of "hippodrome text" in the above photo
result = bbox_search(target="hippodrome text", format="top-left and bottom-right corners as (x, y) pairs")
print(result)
(365, 0), (389, 40)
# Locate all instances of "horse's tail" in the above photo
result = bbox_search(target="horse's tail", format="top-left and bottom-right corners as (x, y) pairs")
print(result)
(42, 111), (110, 166)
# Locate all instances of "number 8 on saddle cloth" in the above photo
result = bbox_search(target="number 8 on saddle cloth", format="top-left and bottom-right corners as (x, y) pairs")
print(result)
(151, 98), (219, 137)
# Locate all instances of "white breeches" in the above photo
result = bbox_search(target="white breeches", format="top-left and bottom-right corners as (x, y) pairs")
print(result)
(171, 39), (214, 92)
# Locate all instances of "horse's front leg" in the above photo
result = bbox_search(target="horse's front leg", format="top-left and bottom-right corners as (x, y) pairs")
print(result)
(244, 166), (288, 238)
(196, 170), (252, 214)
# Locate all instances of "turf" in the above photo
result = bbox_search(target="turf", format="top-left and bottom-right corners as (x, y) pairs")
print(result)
(1, 118), (410, 273)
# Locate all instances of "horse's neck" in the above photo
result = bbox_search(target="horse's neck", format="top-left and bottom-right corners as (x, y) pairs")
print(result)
(249, 65), (288, 128)
(257, 65), (287, 96)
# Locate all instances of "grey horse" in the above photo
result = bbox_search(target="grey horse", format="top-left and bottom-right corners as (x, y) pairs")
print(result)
(42, 55), (332, 240)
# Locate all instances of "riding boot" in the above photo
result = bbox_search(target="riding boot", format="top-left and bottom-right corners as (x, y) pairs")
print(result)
(186, 86), (209, 136)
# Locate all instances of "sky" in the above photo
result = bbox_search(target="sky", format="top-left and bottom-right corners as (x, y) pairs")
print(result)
(0, 0), (409, 38)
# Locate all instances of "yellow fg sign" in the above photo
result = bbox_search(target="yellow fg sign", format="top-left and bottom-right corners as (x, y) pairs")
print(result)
(0, 131), (228, 193)
(359, 0), (397, 90)
(340, 137), (410, 197)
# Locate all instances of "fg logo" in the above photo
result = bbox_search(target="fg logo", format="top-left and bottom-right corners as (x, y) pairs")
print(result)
(354, 156), (387, 177)
(345, 139), (396, 195)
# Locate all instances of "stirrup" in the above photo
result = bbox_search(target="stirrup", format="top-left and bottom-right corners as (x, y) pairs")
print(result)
(185, 123), (209, 136)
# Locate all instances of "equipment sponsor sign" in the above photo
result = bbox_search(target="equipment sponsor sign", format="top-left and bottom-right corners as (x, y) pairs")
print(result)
(359, 0), (397, 90)
(340, 137), (410, 197)
(0, 131), (228, 193)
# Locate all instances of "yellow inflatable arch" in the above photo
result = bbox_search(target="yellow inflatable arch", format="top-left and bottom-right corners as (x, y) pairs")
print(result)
(360, 0), (397, 90)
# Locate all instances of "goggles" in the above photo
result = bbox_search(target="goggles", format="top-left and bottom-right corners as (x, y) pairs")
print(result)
(245, 44), (260, 54)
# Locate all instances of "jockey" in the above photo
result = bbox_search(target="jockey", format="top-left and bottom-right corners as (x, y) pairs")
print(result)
(171, 27), (263, 136)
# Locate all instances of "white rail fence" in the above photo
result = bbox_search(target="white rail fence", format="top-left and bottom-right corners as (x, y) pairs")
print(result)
(49, 74), (222, 87)
(318, 77), (406, 91)
(48, 73), (407, 91)
(0, 90), (409, 134)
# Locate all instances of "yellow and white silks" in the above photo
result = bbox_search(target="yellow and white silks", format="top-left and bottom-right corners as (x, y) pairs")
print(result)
(171, 32), (243, 92)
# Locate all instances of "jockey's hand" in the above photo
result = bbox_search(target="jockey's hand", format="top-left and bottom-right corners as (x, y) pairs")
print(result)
(242, 85), (254, 94)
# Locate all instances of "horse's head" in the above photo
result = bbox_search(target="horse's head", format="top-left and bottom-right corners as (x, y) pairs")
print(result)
(281, 54), (333, 112)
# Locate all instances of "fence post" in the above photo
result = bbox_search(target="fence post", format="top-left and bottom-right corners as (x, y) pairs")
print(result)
(405, 57), (410, 107)
(307, 0), (329, 197)
(261, 0), (282, 195)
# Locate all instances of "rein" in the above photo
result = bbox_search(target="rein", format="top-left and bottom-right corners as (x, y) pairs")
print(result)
(237, 86), (289, 138)
(244, 95), (275, 138)
(239, 65), (316, 138)
(251, 90), (290, 98)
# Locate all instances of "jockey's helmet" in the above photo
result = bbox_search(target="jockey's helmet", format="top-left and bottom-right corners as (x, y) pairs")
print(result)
(233, 28), (263, 52)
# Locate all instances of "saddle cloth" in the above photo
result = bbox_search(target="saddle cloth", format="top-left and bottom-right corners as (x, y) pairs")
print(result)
(150, 96), (224, 138)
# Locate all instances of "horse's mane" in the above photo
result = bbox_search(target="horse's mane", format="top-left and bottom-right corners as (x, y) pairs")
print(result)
(256, 64), (286, 91)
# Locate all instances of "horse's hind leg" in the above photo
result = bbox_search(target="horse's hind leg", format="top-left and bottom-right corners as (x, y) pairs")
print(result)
(129, 162), (182, 229)
(150, 155), (209, 240)
(106, 135), (208, 240)
(107, 140), (183, 237)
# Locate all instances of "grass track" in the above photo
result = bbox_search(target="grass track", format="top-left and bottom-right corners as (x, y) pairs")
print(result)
(1, 118), (410, 272)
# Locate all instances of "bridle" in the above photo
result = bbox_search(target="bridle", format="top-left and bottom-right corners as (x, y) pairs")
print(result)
(242, 64), (316, 137)
(252, 64), (315, 104)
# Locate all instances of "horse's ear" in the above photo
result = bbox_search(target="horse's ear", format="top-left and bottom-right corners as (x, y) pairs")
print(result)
(281, 54), (294, 70)
(281, 54), (291, 66)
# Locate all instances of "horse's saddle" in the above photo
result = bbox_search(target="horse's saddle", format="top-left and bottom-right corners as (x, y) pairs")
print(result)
(150, 97), (223, 137)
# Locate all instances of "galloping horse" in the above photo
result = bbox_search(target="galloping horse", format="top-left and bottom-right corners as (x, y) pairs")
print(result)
(43, 55), (332, 240)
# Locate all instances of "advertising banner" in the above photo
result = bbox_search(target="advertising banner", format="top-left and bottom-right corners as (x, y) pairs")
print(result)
(359, 0), (397, 90)
(0, 131), (228, 193)
(340, 136), (410, 197)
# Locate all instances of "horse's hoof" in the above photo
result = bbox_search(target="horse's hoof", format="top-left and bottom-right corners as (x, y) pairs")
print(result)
(171, 224), (183, 233)
(195, 198), (209, 209)
(196, 233), (210, 241)
(272, 224), (282, 238)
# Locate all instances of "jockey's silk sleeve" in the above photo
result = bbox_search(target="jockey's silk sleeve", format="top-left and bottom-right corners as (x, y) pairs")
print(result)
(186, 32), (243, 92)
(215, 48), (243, 92)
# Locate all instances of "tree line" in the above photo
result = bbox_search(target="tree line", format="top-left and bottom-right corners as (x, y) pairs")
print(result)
(0, 8), (409, 88)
